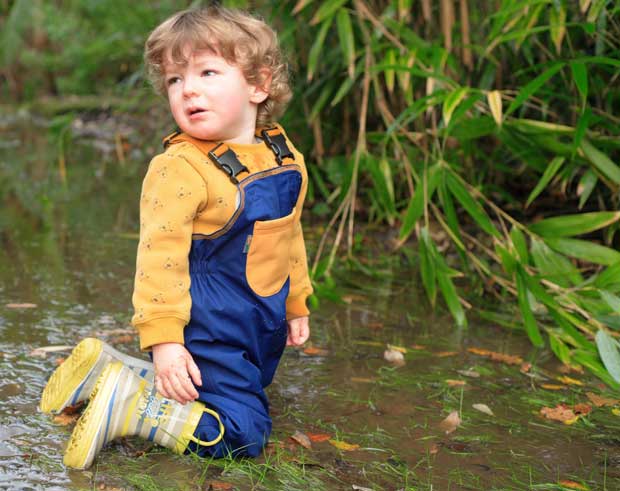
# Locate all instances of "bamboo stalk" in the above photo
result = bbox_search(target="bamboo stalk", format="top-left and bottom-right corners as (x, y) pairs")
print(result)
(440, 0), (455, 51)
(421, 0), (432, 22)
(459, 0), (473, 69)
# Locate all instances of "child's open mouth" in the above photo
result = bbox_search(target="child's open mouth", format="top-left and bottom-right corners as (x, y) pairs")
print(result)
(188, 107), (206, 116)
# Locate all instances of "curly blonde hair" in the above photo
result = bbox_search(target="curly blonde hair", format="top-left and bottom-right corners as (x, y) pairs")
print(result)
(144, 6), (291, 127)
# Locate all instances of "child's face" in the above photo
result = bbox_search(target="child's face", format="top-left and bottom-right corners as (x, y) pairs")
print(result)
(164, 48), (268, 144)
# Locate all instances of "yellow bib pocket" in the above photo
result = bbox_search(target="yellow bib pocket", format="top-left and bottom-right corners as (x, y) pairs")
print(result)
(246, 211), (295, 297)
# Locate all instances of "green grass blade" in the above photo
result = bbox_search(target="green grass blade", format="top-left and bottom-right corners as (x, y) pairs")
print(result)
(398, 164), (440, 240)
(529, 211), (620, 237)
(510, 226), (529, 264)
(336, 8), (355, 78)
(570, 61), (588, 104)
(525, 156), (565, 207)
(516, 268), (545, 347)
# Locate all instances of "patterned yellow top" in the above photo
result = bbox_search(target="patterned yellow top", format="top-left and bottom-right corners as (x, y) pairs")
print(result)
(131, 129), (313, 350)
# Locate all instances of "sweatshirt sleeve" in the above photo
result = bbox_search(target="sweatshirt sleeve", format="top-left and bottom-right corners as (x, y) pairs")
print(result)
(286, 153), (313, 319)
(131, 152), (207, 350)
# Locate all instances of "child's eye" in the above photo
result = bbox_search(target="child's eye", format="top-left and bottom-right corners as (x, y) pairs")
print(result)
(166, 76), (181, 86)
(201, 70), (216, 77)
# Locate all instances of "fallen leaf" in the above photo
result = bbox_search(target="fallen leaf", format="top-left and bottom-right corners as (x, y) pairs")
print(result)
(457, 369), (480, 378)
(29, 345), (73, 358)
(350, 377), (376, 383)
(303, 346), (329, 356)
(55, 357), (66, 366)
(352, 485), (374, 491)
(439, 411), (461, 434)
(467, 347), (523, 365)
(290, 430), (312, 449)
(520, 362), (532, 373)
(472, 403), (494, 416)
(436, 351), (459, 357)
(387, 344), (407, 353)
(61, 401), (85, 415)
(585, 392), (618, 407)
(429, 443), (440, 454)
(541, 384), (567, 390)
(6, 303), (37, 309)
(53, 413), (80, 426)
(557, 376), (584, 386)
(540, 405), (576, 423)
(329, 439), (360, 451)
(573, 403), (592, 416)
(207, 481), (234, 491)
(446, 379), (466, 387)
(384, 348), (405, 366)
(558, 480), (587, 490)
(306, 432), (332, 442)
(410, 344), (426, 350)
(558, 364), (584, 374)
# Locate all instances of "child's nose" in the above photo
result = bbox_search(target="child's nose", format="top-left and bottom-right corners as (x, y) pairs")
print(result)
(182, 76), (200, 98)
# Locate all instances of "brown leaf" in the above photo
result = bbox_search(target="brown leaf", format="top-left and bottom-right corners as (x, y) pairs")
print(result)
(55, 357), (66, 366)
(541, 384), (567, 390)
(410, 344), (426, 350)
(472, 403), (494, 416)
(558, 480), (587, 490)
(439, 411), (461, 434)
(446, 379), (466, 387)
(290, 430), (312, 449)
(558, 364), (584, 374)
(467, 347), (523, 365)
(520, 362), (532, 373)
(429, 443), (440, 455)
(206, 481), (234, 491)
(307, 432), (332, 442)
(557, 376), (583, 386)
(350, 377), (376, 383)
(586, 391), (619, 407)
(53, 413), (80, 426)
(329, 439), (360, 451)
(540, 404), (578, 424)
(456, 369), (480, 378)
(303, 346), (329, 356)
(573, 403), (592, 416)
(384, 348), (405, 366)
(435, 351), (459, 357)
(6, 303), (37, 309)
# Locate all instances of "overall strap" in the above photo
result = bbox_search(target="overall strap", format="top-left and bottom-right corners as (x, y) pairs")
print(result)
(259, 126), (295, 165)
(207, 143), (249, 184)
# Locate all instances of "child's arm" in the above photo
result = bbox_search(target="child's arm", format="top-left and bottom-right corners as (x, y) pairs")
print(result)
(152, 342), (202, 404)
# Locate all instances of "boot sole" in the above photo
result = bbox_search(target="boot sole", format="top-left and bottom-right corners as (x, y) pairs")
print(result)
(40, 338), (103, 414)
(64, 362), (123, 469)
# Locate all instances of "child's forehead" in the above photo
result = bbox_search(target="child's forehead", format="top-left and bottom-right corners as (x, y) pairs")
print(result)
(163, 44), (233, 68)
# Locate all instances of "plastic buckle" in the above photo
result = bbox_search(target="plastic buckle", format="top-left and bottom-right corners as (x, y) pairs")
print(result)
(261, 129), (294, 165)
(207, 144), (248, 184)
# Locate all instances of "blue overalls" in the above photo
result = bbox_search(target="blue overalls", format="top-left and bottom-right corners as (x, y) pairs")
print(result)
(181, 134), (302, 457)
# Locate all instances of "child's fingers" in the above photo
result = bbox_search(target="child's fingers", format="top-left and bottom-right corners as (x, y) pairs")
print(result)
(169, 372), (195, 403)
(187, 359), (203, 388)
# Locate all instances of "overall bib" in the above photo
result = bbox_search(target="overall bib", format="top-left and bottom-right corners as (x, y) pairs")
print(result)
(183, 139), (302, 457)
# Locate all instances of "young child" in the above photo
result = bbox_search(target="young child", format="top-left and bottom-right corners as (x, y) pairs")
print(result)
(42, 6), (313, 469)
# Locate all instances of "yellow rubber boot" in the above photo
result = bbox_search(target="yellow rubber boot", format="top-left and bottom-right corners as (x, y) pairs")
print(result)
(63, 361), (224, 469)
(40, 338), (153, 414)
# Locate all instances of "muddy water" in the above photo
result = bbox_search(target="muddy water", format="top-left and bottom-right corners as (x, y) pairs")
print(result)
(1, 118), (620, 490)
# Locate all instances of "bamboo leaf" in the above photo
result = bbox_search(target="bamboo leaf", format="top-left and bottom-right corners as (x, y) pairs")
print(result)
(419, 228), (437, 307)
(446, 173), (500, 238)
(516, 269), (545, 347)
(530, 211), (620, 238)
(581, 139), (620, 185)
(545, 237), (620, 266)
(384, 49), (396, 94)
(600, 290), (620, 313)
(510, 226), (529, 264)
(292, 0), (314, 15)
(579, 0), (592, 14)
(570, 61), (588, 104)
(443, 86), (468, 126)
(594, 262), (620, 290)
(399, 165), (441, 240)
(432, 246), (467, 327)
(310, 0), (348, 25)
(525, 156), (565, 208)
(573, 107), (592, 157)
(307, 17), (333, 81)
(572, 350), (620, 389)
(549, 333), (571, 365)
(336, 8), (355, 78)
(309, 83), (334, 122)
(587, 0), (607, 23)
(506, 63), (564, 116)
(550, 4), (566, 54)
(530, 238), (582, 287)
(487, 90), (503, 126)
(596, 330), (620, 383)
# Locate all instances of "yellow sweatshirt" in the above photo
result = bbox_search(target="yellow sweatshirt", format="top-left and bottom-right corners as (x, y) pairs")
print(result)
(131, 128), (313, 350)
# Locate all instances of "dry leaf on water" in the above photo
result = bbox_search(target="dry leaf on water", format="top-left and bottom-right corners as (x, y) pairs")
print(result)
(540, 403), (591, 425)
(289, 430), (312, 449)
(467, 347), (523, 365)
(384, 348), (405, 366)
(307, 432), (332, 442)
(472, 403), (494, 416)
(435, 351), (459, 357)
(6, 303), (37, 309)
(329, 439), (360, 451)
(457, 369), (480, 378)
(586, 391), (619, 407)
(206, 482), (234, 491)
(303, 346), (329, 356)
(558, 480), (587, 490)
(446, 379), (466, 387)
(29, 346), (73, 358)
(541, 384), (567, 390)
(53, 413), (80, 426)
(352, 485), (374, 491)
(439, 411), (461, 434)
(350, 377), (376, 383)
(557, 376), (583, 386)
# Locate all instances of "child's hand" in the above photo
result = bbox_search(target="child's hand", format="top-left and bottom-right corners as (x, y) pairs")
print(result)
(152, 342), (202, 405)
(286, 316), (310, 346)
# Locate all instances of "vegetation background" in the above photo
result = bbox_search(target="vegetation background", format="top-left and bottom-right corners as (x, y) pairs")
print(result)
(1, 0), (619, 387)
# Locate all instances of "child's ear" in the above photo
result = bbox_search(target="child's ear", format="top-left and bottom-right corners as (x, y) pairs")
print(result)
(249, 68), (272, 104)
